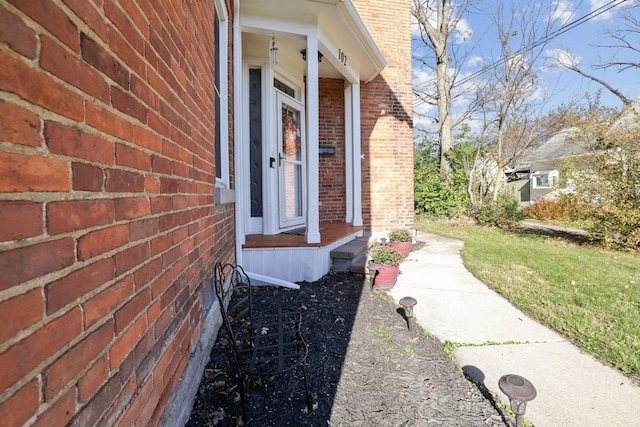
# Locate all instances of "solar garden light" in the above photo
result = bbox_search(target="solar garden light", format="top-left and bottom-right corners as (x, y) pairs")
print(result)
(367, 262), (378, 288)
(399, 296), (417, 331)
(498, 374), (537, 427)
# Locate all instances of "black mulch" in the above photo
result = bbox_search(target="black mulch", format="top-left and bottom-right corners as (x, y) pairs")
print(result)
(187, 272), (508, 426)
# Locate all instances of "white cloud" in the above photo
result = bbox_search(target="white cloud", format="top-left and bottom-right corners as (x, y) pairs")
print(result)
(550, 0), (575, 23)
(411, 8), (474, 45)
(468, 55), (484, 67)
(451, 94), (471, 110)
(590, 0), (614, 20)
(528, 85), (546, 102)
(546, 48), (581, 68)
(412, 68), (436, 90)
(411, 9), (437, 38)
(412, 99), (438, 134)
(412, 65), (439, 133)
(411, 15), (422, 37)
(453, 18), (474, 44)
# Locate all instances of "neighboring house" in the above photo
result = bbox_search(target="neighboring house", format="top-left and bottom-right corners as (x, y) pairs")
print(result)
(510, 97), (640, 206)
(0, 1), (413, 426)
(508, 128), (589, 205)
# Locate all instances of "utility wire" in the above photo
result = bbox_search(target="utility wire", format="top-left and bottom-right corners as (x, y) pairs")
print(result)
(456, 0), (628, 85)
(413, 0), (629, 107)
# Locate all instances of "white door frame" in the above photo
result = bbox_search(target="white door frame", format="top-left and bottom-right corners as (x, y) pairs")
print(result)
(276, 92), (307, 230)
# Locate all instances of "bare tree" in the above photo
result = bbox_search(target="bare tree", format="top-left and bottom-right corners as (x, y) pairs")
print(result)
(555, 1), (639, 105)
(412, 0), (470, 171)
(475, 3), (567, 201)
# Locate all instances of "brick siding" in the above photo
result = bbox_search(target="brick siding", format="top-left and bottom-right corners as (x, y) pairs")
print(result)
(354, 0), (415, 232)
(0, 1), (235, 425)
(319, 78), (347, 222)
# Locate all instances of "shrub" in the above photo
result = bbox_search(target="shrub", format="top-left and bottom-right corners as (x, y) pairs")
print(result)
(388, 228), (413, 242)
(414, 136), (469, 219)
(471, 193), (525, 226)
(560, 111), (640, 249)
(369, 245), (404, 266)
(414, 166), (469, 218)
(523, 199), (568, 221)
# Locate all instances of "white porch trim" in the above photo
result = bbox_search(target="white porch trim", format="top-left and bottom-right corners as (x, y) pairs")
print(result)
(234, 0), (245, 266)
(350, 81), (363, 226)
(242, 228), (363, 282)
(305, 34), (321, 244)
(344, 83), (353, 223)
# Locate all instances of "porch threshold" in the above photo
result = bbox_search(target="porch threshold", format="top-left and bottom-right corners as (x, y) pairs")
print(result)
(243, 222), (363, 248)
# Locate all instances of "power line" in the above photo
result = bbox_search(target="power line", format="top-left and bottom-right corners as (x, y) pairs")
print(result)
(413, 0), (629, 107)
(457, 0), (628, 84)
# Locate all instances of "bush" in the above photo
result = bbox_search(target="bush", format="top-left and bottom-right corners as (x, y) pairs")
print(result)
(585, 200), (640, 249)
(523, 199), (568, 220)
(560, 108), (640, 249)
(414, 163), (469, 218)
(414, 135), (469, 219)
(369, 245), (404, 266)
(523, 194), (588, 222)
(388, 228), (413, 242)
(471, 193), (525, 226)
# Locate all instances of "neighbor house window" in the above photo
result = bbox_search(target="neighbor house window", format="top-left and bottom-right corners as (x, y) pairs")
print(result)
(214, 0), (229, 186)
(534, 174), (549, 188)
(532, 170), (558, 189)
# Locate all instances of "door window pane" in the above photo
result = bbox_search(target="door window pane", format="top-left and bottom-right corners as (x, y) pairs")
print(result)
(249, 68), (263, 217)
(282, 106), (301, 161)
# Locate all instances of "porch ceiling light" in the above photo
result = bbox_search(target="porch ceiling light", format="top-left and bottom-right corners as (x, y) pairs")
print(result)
(270, 37), (278, 68)
(498, 374), (537, 427)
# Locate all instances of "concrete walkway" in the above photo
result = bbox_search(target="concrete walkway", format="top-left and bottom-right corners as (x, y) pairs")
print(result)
(388, 231), (640, 427)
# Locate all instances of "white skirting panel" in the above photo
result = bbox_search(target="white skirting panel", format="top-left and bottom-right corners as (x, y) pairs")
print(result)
(242, 232), (362, 282)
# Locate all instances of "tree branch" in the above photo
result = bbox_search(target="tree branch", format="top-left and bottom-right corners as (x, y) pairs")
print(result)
(565, 65), (632, 105)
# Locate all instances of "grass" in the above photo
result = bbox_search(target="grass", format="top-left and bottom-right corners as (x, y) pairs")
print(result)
(417, 219), (640, 381)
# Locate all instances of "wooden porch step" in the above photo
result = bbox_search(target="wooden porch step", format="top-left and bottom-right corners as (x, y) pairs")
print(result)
(330, 236), (372, 273)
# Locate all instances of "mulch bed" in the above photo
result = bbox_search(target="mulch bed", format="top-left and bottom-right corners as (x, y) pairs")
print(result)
(187, 272), (507, 426)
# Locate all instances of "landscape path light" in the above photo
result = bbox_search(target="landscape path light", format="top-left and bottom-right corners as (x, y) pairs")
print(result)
(367, 262), (378, 289)
(399, 296), (417, 331)
(498, 374), (537, 427)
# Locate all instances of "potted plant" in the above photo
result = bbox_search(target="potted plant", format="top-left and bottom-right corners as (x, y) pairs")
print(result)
(388, 228), (413, 258)
(368, 244), (404, 289)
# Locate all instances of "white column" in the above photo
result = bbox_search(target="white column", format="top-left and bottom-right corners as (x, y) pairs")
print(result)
(350, 81), (363, 227)
(305, 34), (321, 244)
(233, 0), (245, 263)
(344, 83), (353, 223)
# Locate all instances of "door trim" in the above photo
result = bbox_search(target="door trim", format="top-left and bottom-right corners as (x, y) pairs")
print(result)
(276, 91), (306, 230)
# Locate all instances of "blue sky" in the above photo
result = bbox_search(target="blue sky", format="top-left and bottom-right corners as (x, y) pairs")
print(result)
(412, 0), (640, 132)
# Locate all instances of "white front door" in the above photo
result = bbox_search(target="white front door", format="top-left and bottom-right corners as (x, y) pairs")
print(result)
(277, 92), (306, 229)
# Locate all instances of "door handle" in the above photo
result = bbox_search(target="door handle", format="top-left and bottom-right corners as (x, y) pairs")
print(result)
(279, 153), (285, 166)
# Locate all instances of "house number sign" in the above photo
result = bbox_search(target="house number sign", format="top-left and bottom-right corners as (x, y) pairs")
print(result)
(338, 48), (347, 66)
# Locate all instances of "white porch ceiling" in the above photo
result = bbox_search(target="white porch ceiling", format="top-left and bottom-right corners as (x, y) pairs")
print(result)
(240, 0), (386, 82)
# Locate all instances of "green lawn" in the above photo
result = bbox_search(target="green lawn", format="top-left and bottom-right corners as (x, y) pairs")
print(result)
(417, 219), (640, 381)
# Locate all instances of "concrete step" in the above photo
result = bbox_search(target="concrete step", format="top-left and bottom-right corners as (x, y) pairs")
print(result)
(331, 236), (371, 273)
(349, 252), (368, 274)
(330, 236), (369, 259)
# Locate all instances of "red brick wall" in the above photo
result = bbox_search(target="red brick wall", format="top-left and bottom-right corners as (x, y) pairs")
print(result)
(319, 78), (346, 222)
(353, 0), (414, 233)
(0, 1), (234, 425)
